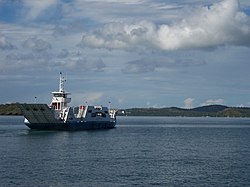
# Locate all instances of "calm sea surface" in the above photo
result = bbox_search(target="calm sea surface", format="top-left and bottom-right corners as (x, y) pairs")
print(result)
(1, 116), (250, 187)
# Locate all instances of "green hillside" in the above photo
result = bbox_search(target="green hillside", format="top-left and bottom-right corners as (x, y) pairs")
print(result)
(118, 105), (250, 117)
(0, 103), (22, 115)
(1, 103), (250, 117)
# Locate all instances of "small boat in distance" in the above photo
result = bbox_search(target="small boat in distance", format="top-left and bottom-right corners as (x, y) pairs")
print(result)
(18, 73), (117, 130)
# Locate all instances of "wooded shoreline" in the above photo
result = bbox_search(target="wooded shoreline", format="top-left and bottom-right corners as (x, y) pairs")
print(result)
(2, 103), (250, 117)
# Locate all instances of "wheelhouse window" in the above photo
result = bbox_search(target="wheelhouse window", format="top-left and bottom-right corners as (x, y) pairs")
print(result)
(53, 93), (67, 98)
(51, 102), (61, 110)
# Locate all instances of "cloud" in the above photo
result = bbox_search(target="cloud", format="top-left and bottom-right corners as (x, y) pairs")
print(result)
(236, 104), (245, 107)
(2, 52), (52, 72)
(57, 49), (69, 59)
(0, 35), (17, 50)
(121, 56), (205, 74)
(79, 0), (250, 51)
(77, 58), (106, 72)
(1, 46), (105, 73)
(78, 21), (154, 50)
(184, 98), (194, 109)
(156, 0), (250, 50)
(52, 26), (66, 37)
(60, 57), (106, 72)
(72, 92), (104, 106)
(82, 0), (142, 4)
(122, 58), (156, 74)
(23, 0), (59, 20)
(22, 37), (52, 52)
(201, 99), (224, 106)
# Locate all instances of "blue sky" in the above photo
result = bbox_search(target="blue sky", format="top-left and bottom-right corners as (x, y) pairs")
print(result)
(0, 0), (250, 108)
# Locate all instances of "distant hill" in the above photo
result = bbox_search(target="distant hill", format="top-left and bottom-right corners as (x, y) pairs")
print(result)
(0, 103), (22, 115)
(118, 105), (250, 117)
(1, 103), (250, 117)
(191, 105), (228, 113)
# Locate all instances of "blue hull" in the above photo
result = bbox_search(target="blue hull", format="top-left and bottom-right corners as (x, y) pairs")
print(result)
(25, 121), (116, 131)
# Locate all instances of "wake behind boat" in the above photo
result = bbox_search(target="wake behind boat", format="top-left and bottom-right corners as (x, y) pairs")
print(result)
(18, 73), (117, 130)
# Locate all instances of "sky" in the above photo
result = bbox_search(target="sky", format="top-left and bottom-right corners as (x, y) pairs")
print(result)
(0, 0), (250, 109)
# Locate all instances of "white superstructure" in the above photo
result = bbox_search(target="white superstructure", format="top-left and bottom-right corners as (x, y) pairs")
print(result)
(48, 72), (116, 124)
(50, 72), (71, 110)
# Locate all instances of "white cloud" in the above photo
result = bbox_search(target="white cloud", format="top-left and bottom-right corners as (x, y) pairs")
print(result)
(0, 35), (16, 50)
(81, 0), (143, 4)
(201, 99), (224, 106)
(75, 58), (106, 72)
(23, 0), (59, 20)
(79, 21), (154, 49)
(121, 56), (205, 74)
(236, 104), (245, 107)
(156, 0), (250, 50)
(2, 52), (52, 72)
(60, 57), (106, 72)
(57, 49), (69, 59)
(122, 58), (155, 74)
(184, 98), (194, 108)
(79, 0), (250, 51)
(22, 37), (51, 52)
(72, 92), (104, 106)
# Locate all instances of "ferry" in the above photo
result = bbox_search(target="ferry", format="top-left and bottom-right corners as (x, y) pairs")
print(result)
(18, 73), (117, 130)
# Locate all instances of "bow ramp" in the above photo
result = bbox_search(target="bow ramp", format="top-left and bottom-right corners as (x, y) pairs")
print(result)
(18, 103), (59, 124)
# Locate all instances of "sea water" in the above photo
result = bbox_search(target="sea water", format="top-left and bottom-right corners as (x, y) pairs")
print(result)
(0, 116), (250, 187)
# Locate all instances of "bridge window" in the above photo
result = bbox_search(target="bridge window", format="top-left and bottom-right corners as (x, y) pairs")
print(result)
(51, 102), (61, 110)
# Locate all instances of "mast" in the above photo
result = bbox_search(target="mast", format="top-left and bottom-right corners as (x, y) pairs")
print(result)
(59, 72), (65, 92)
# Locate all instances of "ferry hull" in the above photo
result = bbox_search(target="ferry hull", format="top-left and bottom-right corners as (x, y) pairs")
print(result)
(25, 121), (116, 131)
